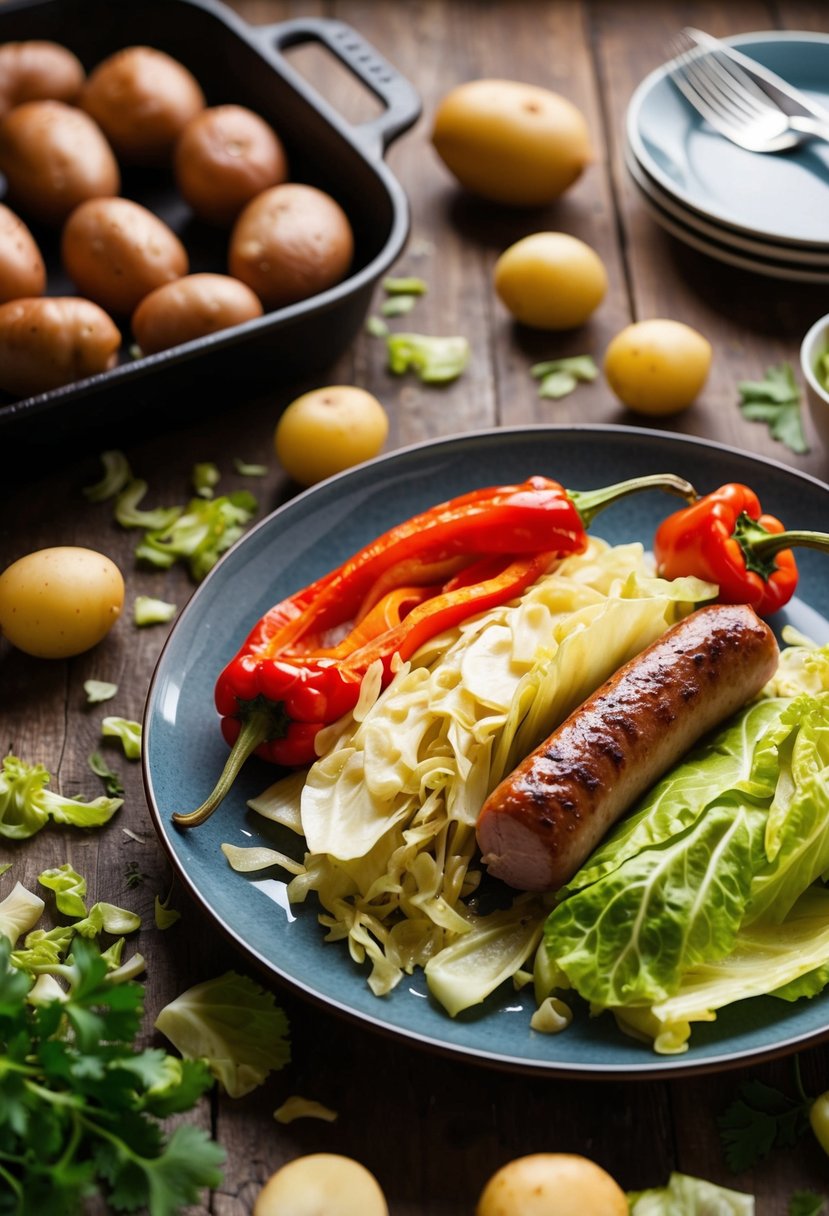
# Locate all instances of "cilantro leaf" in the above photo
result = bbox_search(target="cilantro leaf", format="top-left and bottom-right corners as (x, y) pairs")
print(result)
(718, 1078), (811, 1172)
(738, 363), (811, 454)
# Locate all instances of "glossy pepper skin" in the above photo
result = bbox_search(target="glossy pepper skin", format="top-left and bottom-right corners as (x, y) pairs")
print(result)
(174, 471), (696, 827)
(654, 482), (829, 616)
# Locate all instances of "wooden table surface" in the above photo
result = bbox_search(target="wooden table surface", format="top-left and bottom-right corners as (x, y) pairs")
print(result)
(2, 0), (829, 1212)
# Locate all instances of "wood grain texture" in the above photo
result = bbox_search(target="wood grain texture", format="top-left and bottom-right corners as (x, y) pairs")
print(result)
(1, 2), (828, 1213)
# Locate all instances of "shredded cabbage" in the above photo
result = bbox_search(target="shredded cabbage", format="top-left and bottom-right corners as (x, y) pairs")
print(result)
(245, 539), (715, 1012)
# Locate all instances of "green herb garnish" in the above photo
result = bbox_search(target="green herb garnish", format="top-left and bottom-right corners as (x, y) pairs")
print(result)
(0, 937), (224, 1213)
(738, 363), (810, 454)
(89, 751), (125, 798)
(718, 1075), (811, 1171)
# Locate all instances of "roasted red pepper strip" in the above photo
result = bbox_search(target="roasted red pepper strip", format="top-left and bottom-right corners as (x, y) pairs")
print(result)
(654, 481), (829, 615)
(173, 472), (696, 827)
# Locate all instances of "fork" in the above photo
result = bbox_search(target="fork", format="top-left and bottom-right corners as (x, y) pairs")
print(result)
(669, 27), (829, 153)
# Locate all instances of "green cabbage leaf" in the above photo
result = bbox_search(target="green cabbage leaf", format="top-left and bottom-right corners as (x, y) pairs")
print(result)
(543, 688), (829, 1051)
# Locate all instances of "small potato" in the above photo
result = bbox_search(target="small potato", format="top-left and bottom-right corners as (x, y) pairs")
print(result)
(476, 1153), (628, 1216)
(0, 546), (125, 659)
(62, 196), (188, 316)
(132, 273), (263, 355)
(175, 104), (289, 226)
(432, 78), (592, 207)
(253, 1153), (388, 1216)
(0, 296), (120, 397)
(0, 202), (46, 304)
(81, 45), (205, 165)
(229, 183), (353, 310)
(0, 100), (120, 226)
(603, 318), (713, 416)
(494, 231), (607, 330)
(0, 39), (86, 119)
(274, 385), (388, 486)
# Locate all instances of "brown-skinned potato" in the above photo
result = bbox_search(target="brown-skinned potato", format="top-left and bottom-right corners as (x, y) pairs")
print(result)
(229, 183), (353, 310)
(174, 104), (289, 226)
(132, 272), (263, 354)
(0, 100), (120, 226)
(0, 296), (121, 396)
(0, 40), (86, 119)
(81, 45), (205, 165)
(61, 197), (188, 316)
(0, 202), (46, 304)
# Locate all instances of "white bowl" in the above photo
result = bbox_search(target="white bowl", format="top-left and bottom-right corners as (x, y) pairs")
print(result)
(800, 312), (829, 450)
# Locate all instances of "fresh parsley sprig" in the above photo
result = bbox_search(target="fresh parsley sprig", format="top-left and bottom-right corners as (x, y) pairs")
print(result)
(0, 937), (224, 1215)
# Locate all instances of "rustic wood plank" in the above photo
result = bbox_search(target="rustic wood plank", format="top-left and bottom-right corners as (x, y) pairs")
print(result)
(2, 3), (828, 1214)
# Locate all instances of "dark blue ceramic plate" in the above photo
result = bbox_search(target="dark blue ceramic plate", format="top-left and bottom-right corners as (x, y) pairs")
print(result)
(143, 425), (829, 1078)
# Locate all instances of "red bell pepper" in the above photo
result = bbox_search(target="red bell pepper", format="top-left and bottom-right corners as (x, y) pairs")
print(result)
(653, 482), (829, 616)
(174, 471), (696, 827)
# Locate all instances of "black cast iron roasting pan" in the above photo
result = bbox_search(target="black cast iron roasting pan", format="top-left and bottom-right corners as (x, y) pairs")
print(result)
(0, 0), (421, 444)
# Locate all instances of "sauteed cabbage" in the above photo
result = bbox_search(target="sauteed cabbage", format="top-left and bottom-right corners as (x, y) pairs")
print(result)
(239, 538), (714, 1008)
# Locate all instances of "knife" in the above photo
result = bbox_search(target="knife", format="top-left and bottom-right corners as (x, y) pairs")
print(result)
(683, 26), (829, 124)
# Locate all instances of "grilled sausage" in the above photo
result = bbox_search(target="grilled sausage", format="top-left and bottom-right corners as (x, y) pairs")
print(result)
(476, 603), (779, 892)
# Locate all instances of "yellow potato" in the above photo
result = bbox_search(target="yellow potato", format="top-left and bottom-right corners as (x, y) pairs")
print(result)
(0, 202), (46, 304)
(0, 297), (121, 397)
(476, 1153), (628, 1216)
(81, 45), (205, 165)
(132, 273), (263, 355)
(493, 231), (607, 329)
(274, 385), (388, 486)
(603, 318), (712, 416)
(0, 99), (120, 226)
(0, 546), (124, 659)
(62, 196), (188, 316)
(175, 104), (289, 226)
(432, 78), (592, 207)
(0, 39), (86, 119)
(229, 183), (354, 310)
(253, 1154), (388, 1216)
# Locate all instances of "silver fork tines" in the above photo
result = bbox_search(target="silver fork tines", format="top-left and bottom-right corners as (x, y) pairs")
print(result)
(669, 28), (829, 153)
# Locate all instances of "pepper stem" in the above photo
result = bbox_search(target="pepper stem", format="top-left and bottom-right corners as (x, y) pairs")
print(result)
(568, 473), (698, 529)
(172, 710), (270, 828)
(746, 527), (829, 561)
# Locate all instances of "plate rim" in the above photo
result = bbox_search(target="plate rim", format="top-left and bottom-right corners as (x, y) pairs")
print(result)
(626, 30), (829, 249)
(626, 152), (829, 284)
(625, 141), (829, 269)
(142, 422), (829, 1080)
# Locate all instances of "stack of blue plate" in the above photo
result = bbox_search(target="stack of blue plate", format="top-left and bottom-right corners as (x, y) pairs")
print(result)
(625, 32), (829, 283)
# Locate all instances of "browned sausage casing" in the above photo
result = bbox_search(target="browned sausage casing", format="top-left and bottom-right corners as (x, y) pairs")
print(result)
(476, 603), (779, 892)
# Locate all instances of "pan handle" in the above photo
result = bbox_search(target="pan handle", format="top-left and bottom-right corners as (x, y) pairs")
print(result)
(258, 17), (421, 159)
